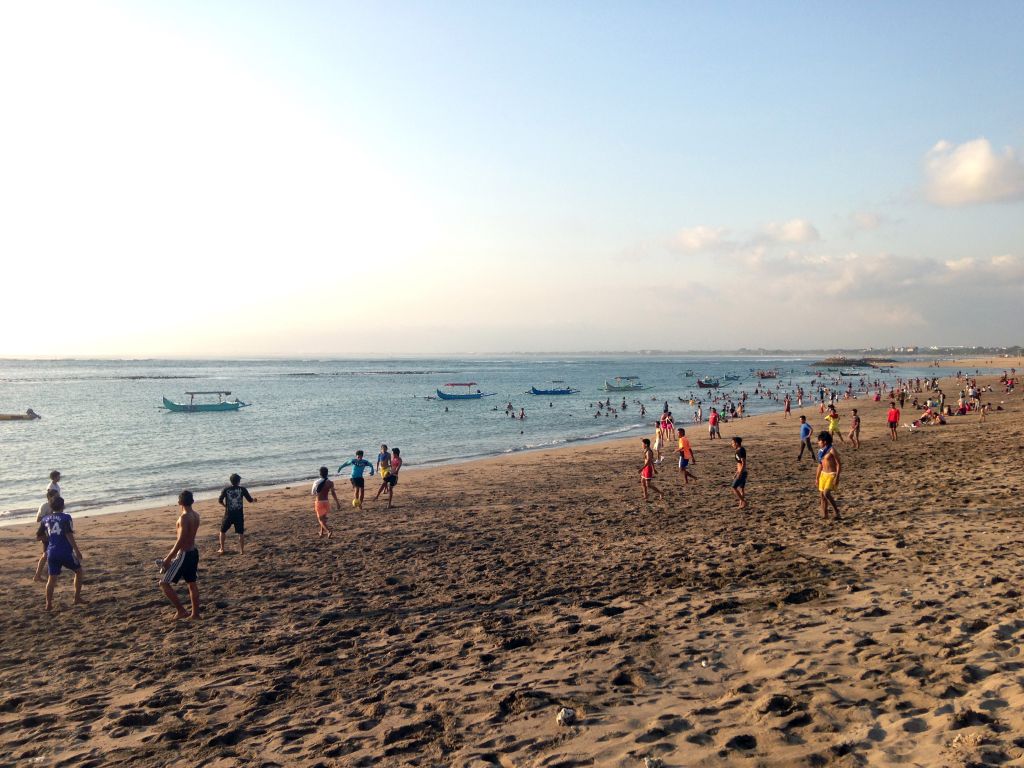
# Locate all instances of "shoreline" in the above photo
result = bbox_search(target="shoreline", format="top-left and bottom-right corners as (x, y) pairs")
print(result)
(4, 370), (1022, 766)
(1, 366), (987, 534)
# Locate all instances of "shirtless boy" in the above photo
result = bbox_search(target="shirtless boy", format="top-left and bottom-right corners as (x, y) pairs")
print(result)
(159, 490), (200, 621)
(815, 432), (842, 521)
(848, 408), (861, 449)
(311, 466), (340, 538)
(639, 438), (664, 502)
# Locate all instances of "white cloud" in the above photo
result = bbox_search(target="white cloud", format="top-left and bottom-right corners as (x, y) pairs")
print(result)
(925, 138), (1024, 206)
(850, 211), (886, 231)
(760, 218), (820, 244)
(673, 225), (730, 253)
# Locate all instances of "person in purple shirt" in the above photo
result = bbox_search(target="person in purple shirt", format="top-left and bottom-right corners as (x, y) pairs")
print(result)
(37, 497), (85, 611)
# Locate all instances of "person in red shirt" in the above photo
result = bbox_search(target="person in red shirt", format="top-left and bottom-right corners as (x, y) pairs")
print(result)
(708, 408), (721, 440)
(887, 402), (901, 441)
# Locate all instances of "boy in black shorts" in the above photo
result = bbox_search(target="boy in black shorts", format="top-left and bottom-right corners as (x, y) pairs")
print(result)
(731, 436), (748, 509)
(159, 490), (201, 621)
(217, 473), (256, 555)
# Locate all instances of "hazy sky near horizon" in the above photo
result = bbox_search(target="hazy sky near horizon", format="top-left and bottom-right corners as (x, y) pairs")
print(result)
(1, 1), (1022, 356)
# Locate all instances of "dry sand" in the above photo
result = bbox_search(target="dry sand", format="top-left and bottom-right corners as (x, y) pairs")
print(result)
(2, 374), (1023, 767)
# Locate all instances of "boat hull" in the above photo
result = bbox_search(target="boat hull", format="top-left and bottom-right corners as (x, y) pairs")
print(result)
(0, 413), (40, 421)
(602, 382), (645, 392)
(697, 380), (720, 389)
(435, 389), (496, 400)
(162, 397), (247, 412)
(529, 387), (578, 396)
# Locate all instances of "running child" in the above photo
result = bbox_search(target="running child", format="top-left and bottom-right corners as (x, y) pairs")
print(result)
(311, 466), (340, 538)
(339, 451), (374, 508)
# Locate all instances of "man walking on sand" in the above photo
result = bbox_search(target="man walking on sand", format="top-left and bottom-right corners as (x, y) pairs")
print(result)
(158, 490), (201, 621)
(34, 487), (60, 582)
(676, 427), (697, 484)
(311, 466), (340, 538)
(38, 497), (85, 611)
(887, 401), (901, 441)
(218, 473), (256, 555)
(797, 415), (814, 461)
(815, 432), (842, 521)
(731, 436), (748, 509)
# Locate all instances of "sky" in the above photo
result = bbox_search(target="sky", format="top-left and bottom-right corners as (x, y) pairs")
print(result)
(1, 0), (1022, 356)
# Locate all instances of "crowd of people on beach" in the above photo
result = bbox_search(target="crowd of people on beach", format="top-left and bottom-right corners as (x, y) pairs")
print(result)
(30, 367), (1017, 617)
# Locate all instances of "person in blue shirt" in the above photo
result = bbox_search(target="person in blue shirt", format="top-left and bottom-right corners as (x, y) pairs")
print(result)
(37, 496), (85, 611)
(338, 450), (374, 508)
(797, 415), (815, 461)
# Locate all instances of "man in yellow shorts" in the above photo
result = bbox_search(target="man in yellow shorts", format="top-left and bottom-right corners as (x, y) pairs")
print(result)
(815, 432), (842, 521)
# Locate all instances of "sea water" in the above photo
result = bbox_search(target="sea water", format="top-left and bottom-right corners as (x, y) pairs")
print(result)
(0, 356), (934, 521)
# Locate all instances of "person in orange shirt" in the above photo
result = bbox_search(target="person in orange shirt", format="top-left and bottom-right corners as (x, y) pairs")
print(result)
(675, 427), (697, 484)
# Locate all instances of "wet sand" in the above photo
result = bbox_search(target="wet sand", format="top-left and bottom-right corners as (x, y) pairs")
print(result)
(2, 373), (1022, 767)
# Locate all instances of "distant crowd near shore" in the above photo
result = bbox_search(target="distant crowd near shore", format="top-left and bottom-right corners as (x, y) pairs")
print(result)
(31, 370), (1016, 619)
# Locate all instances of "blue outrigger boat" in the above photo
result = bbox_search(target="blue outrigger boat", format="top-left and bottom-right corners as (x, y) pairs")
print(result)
(435, 382), (497, 400)
(161, 391), (249, 413)
(528, 385), (579, 396)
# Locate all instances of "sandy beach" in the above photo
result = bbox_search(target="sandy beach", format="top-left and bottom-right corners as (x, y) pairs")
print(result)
(2, 372), (1022, 767)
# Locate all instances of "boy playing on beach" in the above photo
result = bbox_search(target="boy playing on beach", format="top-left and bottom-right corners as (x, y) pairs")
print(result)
(676, 428), (697, 484)
(848, 408), (861, 449)
(34, 487), (60, 582)
(825, 406), (845, 443)
(38, 497), (85, 611)
(797, 415), (814, 461)
(217, 473), (256, 555)
(158, 490), (200, 621)
(887, 401), (901, 441)
(639, 438), (664, 502)
(708, 408), (720, 439)
(339, 451), (374, 508)
(731, 437), (748, 509)
(815, 432), (842, 521)
(46, 470), (62, 498)
(373, 444), (392, 501)
(311, 466), (340, 537)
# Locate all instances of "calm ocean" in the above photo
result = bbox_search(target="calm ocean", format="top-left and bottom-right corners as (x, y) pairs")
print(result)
(0, 356), (931, 521)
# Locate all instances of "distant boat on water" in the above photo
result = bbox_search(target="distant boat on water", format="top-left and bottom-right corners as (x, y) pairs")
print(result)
(528, 385), (579, 395)
(697, 377), (720, 388)
(161, 391), (249, 413)
(602, 376), (646, 392)
(0, 408), (41, 421)
(435, 382), (497, 400)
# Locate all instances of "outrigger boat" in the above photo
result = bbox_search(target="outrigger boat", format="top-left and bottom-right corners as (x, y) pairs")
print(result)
(697, 377), (720, 389)
(528, 384), (579, 396)
(756, 369), (778, 379)
(0, 408), (40, 421)
(602, 376), (646, 392)
(161, 391), (249, 413)
(435, 382), (497, 400)
(723, 374), (741, 382)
